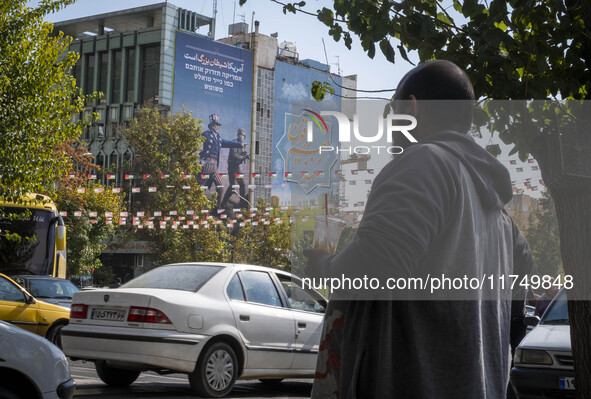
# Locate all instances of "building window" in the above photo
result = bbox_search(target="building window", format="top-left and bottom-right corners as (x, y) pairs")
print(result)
(111, 50), (122, 104)
(96, 152), (105, 184)
(85, 53), (95, 95)
(141, 45), (160, 107)
(126, 48), (136, 102)
(98, 52), (108, 104)
(73, 58), (82, 87)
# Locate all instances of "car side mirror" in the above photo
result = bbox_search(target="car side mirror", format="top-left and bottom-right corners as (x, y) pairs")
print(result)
(524, 315), (540, 327)
(25, 294), (36, 305)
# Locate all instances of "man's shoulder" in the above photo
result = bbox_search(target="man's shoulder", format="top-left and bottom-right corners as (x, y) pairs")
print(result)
(389, 142), (460, 171)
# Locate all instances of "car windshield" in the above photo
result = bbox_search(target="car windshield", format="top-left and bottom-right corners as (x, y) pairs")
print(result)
(121, 264), (222, 292)
(540, 290), (569, 325)
(28, 279), (79, 299)
(0, 207), (54, 275)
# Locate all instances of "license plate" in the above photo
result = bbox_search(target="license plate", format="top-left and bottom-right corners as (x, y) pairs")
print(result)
(559, 377), (575, 390)
(91, 308), (126, 321)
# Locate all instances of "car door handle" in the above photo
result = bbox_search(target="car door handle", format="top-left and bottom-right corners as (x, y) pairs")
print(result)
(239, 314), (250, 321)
(297, 322), (307, 328)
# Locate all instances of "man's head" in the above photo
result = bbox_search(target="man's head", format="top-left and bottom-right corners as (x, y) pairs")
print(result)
(393, 60), (475, 140)
(237, 128), (246, 142)
(209, 114), (222, 132)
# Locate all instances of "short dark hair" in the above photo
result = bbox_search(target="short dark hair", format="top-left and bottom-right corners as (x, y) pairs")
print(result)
(394, 60), (475, 133)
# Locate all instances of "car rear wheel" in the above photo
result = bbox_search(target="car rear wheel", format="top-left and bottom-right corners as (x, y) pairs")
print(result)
(190, 342), (238, 398)
(95, 360), (141, 387)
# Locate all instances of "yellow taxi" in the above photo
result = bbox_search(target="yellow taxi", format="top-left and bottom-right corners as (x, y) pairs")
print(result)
(0, 273), (70, 347)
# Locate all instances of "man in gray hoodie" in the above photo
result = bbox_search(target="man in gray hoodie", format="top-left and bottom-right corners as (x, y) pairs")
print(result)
(307, 60), (533, 399)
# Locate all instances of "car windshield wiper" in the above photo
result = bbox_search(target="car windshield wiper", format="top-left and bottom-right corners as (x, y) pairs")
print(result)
(542, 318), (569, 325)
(53, 296), (72, 299)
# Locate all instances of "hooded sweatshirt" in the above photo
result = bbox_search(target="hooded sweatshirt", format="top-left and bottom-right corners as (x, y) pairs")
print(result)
(311, 131), (533, 399)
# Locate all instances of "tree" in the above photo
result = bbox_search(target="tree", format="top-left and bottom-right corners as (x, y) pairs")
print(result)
(0, 0), (90, 203)
(121, 108), (232, 268)
(525, 192), (562, 277)
(232, 200), (292, 270)
(248, 1), (591, 396)
(55, 140), (126, 277)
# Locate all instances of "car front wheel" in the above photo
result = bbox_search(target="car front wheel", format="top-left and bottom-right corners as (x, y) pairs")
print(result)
(95, 360), (140, 387)
(189, 342), (238, 398)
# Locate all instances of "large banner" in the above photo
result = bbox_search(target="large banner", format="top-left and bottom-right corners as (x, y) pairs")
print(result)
(272, 61), (342, 204)
(172, 31), (253, 180)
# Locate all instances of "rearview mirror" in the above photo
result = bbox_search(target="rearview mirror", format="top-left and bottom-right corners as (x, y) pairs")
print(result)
(524, 315), (540, 327)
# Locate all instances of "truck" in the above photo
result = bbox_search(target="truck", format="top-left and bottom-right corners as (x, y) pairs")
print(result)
(0, 194), (66, 278)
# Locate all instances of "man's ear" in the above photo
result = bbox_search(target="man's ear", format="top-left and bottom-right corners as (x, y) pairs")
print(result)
(408, 95), (419, 118)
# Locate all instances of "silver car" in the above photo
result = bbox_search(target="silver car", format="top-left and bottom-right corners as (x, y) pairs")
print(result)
(510, 289), (574, 398)
(61, 262), (326, 397)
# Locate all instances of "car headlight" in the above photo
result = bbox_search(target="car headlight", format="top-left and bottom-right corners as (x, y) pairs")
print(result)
(514, 348), (553, 365)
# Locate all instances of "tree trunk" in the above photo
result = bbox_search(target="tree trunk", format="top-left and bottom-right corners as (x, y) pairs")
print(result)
(533, 128), (591, 399)
(552, 190), (591, 399)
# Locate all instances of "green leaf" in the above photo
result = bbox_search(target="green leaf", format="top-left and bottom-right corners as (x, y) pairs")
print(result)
(379, 39), (395, 63)
(485, 144), (502, 157)
(397, 45), (415, 66)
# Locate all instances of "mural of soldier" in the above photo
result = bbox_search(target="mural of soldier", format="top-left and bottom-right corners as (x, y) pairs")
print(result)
(198, 114), (245, 209)
(222, 128), (249, 209)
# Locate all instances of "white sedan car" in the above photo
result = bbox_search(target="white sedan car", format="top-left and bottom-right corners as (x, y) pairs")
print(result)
(0, 320), (75, 399)
(61, 262), (326, 397)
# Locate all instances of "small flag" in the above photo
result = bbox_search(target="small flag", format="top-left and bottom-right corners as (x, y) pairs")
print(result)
(74, 211), (82, 217)
(148, 187), (157, 192)
(509, 160), (517, 165)
(112, 188), (121, 193)
(183, 174), (192, 179)
(284, 172), (292, 178)
(94, 187), (103, 193)
(161, 174), (170, 179)
(137, 211), (145, 217)
(89, 211), (98, 217)
(131, 187), (140, 193)
(154, 211), (162, 217)
(143, 174), (151, 179)
(125, 174), (134, 180)
(87, 174), (97, 180)
(351, 170), (358, 175)
(76, 188), (86, 193)
(106, 174), (115, 180)
(269, 172), (277, 178)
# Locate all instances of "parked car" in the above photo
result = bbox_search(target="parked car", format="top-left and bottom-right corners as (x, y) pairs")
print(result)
(11, 275), (79, 308)
(62, 262), (327, 398)
(0, 273), (71, 348)
(510, 289), (574, 398)
(0, 320), (75, 399)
